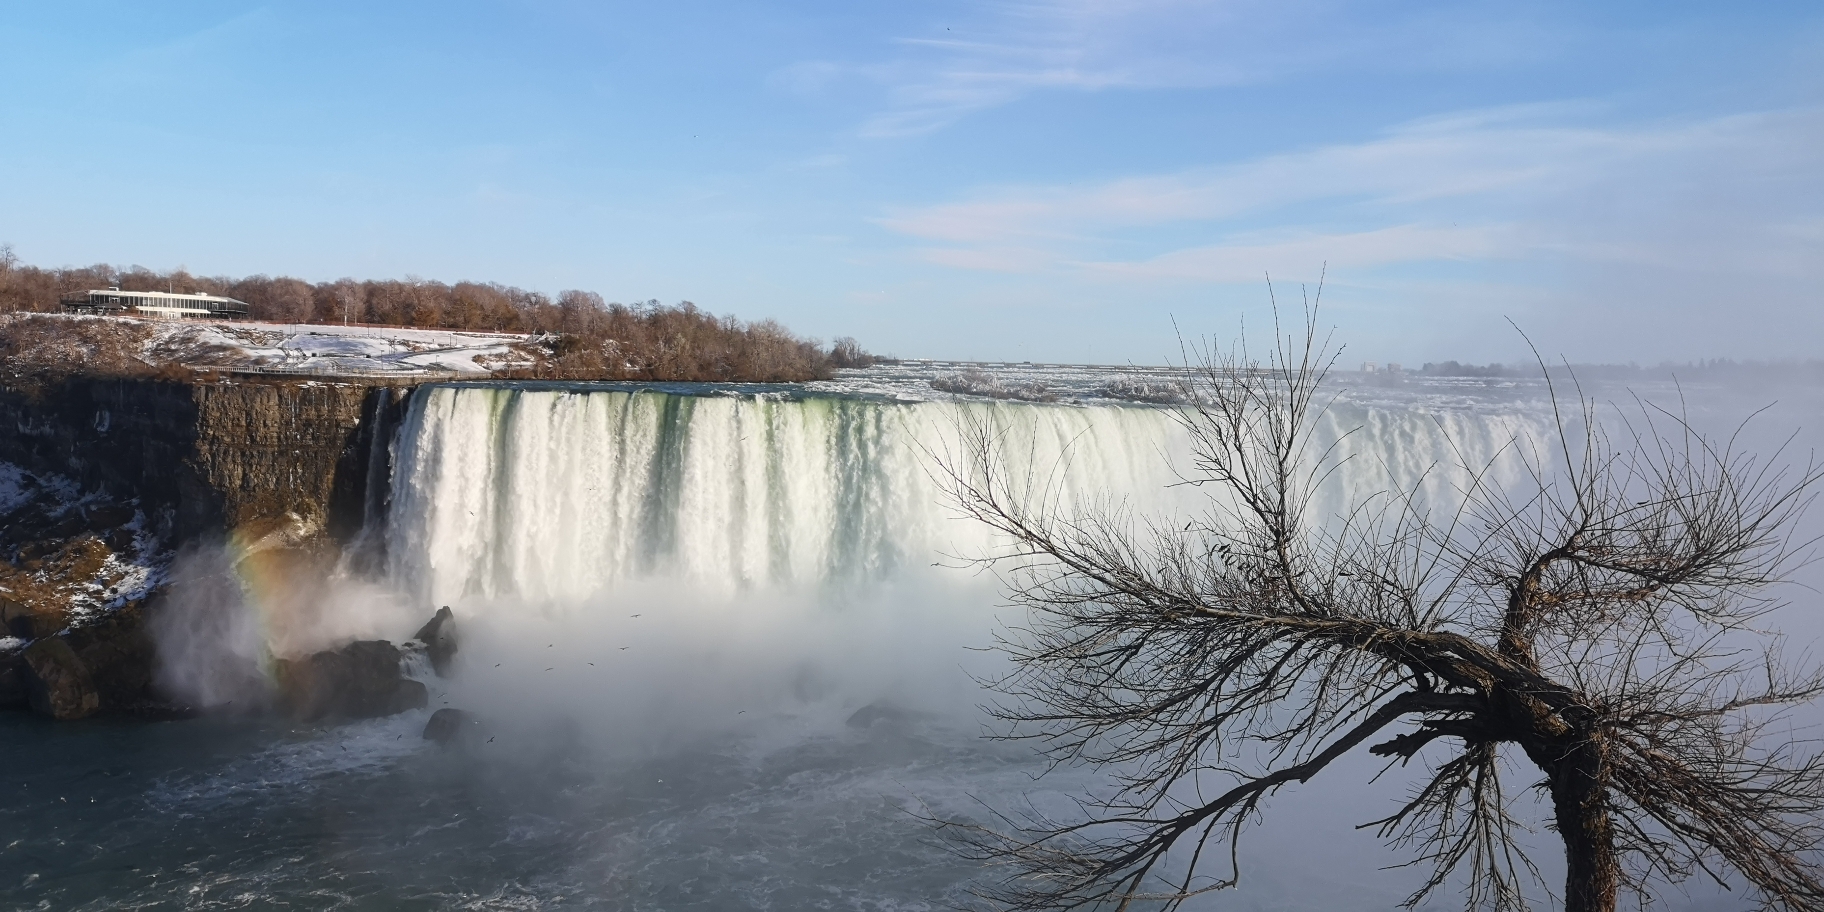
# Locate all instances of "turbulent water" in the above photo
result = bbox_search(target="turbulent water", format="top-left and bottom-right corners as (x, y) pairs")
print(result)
(3, 366), (1801, 910)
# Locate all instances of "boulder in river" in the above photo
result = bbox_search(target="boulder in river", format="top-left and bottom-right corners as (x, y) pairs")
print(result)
(844, 701), (923, 730)
(422, 707), (474, 745)
(22, 636), (100, 720)
(412, 606), (458, 677)
(273, 640), (428, 721)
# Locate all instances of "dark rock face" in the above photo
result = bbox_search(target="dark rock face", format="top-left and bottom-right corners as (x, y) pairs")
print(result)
(81, 504), (137, 529)
(413, 606), (458, 676)
(0, 376), (425, 722)
(1, 602), (170, 718)
(0, 644), (29, 709)
(23, 636), (100, 720)
(422, 707), (472, 744)
(0, 595), (56, 641)
(0, 377), (417, 546)
(273, 640), (428, 721)
(64, 602), (159, 713)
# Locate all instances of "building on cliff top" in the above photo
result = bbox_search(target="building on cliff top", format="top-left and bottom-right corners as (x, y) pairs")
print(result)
(60, 287), (250, 319)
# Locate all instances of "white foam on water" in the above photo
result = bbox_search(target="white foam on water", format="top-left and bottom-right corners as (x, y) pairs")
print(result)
(146, 711), (435, 814)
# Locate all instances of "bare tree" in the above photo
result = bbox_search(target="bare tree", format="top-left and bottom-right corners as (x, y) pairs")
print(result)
(933, 310), (1824, 912)
(329, 279), (363, 326)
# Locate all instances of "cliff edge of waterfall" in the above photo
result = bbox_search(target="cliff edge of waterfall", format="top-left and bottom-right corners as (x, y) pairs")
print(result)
(0, 374), (416, 719)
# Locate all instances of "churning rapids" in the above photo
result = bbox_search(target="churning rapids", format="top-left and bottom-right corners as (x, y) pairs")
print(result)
(2, 364), (1811, 911)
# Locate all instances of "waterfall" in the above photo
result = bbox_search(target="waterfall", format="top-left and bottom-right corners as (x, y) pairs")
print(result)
(385, 386), (1190, 604)
(383, 383), (1561, 608)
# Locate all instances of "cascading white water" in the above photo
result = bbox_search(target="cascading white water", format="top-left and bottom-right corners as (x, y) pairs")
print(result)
(384, 383), (1561, 607)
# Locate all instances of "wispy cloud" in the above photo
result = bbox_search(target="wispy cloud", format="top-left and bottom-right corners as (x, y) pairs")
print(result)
(911, 223), (1517, 278)
(785, 1), (1562, 138)
(1083, 223), (1521, 281)
(85, 7), (276, 93)
(881, 105), (1824, 281)
(880, 103), (1617, 242)
(857, 0), (1273, 137)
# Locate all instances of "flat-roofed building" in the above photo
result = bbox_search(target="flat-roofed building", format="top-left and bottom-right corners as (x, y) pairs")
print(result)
(60, 287), (250, 319)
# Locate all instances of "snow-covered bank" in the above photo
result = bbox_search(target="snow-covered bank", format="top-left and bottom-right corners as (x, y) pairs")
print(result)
(141, 319), (542, 375)
(3, 312), (543, 377)
(0, 461), (168, 634)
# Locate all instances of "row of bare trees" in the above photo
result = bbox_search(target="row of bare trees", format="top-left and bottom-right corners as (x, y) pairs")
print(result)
(0, 247), (879, 382)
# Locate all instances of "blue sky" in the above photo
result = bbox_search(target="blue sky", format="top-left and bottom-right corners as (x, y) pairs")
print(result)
(3, 2), (1821, 364)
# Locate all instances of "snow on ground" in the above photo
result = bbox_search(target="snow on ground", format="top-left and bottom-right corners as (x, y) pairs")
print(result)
(134, 318), (541, 376)
(0, 461), (171, 628)
(813, 359), (1565, 411)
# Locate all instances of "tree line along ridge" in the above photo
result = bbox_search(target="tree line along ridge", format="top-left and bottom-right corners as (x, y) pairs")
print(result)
(0, 248), (881, 383)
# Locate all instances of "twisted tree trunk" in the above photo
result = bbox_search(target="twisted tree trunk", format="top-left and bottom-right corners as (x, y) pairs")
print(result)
(1552, 740), (1619, 912)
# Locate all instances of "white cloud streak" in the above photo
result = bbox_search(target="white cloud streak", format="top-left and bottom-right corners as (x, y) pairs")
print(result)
(882, 106), (1824, 282)
(1083, 223), (1520, 281)
(857, 0), (1281, 137)
(787, 0), (1560, 138)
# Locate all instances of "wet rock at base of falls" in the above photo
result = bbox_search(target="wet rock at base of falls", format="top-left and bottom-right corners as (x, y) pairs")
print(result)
(422, 707), (474, 745)
(412, 606), (458, 677)
(22, 636), (101, 720)
(0, 642), (29, 709)
(63, 602), (160, 713)
(845, 702), (924, 730)
(0, 600), (181, 718)
(274, 640), (428, 722)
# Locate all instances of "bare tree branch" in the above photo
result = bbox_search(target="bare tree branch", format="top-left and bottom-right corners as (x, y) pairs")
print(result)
(931, 304), (1824, 912)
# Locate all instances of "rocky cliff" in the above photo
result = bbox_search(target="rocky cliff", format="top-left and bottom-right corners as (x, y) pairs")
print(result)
(1, 376), (414, 544)
(0, 376), (422, 717)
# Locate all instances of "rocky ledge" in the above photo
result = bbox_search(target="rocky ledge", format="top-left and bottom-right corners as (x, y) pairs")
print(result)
(0, 601), (165, 719)
(0, 373), (429, 724)
(0, 597), (459, 725)
(268, 605), (459, 722)
(274, 640), (428, 721)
